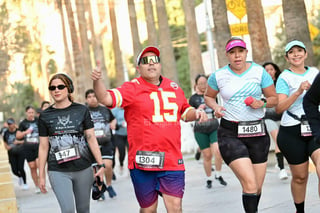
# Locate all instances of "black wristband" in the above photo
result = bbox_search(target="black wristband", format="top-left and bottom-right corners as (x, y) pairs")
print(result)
(261, 98), (267, 108)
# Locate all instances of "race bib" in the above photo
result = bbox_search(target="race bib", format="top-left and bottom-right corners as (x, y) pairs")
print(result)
(94, 129), (104, 137)
(54, 144), (80, 164)
(135, 151), (165, 169)
(237, 120), (266, 138)
(26, 137), (39, 144)
(301, 118), (312, 137)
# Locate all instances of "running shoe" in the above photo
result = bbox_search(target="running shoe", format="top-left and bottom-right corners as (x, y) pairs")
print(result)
(206, 180), (212, 189)
(279, 169), (288, 180)
(106, 185), (117, 198)
(195, 151), (201, 160)
(98, 193), (105, 201)
(35, 187), (41, 194)
(215, 176), (227, 186)
(22, 184), (29, 191)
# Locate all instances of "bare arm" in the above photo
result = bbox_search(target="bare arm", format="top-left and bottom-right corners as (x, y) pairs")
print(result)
(38, 136), (49, 193)
(261, 84), (278, 108)
(276, 80), (310, 114)
(109, 119), (117, 130)
(85, 128), (104, 180)
(16, 128), (32, 140)
(91, 65), (113, 107)
(204, 86), (225, 118)
(3, 141), (11, 151)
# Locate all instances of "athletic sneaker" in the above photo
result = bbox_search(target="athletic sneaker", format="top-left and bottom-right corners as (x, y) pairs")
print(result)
(195, 151), (201, 160)
(215, 176), (227, 186)
(206, 180), (212, 189)
(35, 187), (41, 194)
(22, 184), (29, 191)
(98, 193), (105, 201)
(279, 169), (288, 180)
(106, 185), (117, 198)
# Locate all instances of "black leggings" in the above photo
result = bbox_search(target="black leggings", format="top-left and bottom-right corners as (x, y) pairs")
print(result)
(113, 135), (128, 167)
(8, 151), (27, 184)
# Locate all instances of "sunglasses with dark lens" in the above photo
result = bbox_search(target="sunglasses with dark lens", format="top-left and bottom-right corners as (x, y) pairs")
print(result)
(48, 85), (67, 91)
(140, 55), (160, 65)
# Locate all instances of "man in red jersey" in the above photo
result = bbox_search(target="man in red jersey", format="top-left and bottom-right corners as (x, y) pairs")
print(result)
(92, 46), (207, 213)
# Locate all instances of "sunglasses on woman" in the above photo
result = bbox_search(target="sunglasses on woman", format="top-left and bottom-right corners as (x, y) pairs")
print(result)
(48, 85), (67, 91)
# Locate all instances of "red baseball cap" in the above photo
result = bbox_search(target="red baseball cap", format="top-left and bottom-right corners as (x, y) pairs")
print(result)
(136, 46), (160, 65)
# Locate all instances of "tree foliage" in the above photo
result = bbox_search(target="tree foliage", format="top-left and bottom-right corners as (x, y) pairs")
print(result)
(0, 2), (37, 120)
(311, 9), (320, 68)
(2, 82), (36, 121)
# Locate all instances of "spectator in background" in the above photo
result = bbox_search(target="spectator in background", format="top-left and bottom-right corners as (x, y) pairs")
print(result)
(36, 101), (51, 117)
(86, 89), (117, 199)
(3, 118), (29, 190)
(189, 74), (227, 189)
(16, 106), (41, 194)
(262, 62), (288, 180)
(111, 107), (128, 175)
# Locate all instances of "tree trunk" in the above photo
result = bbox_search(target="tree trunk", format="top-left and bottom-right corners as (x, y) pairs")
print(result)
(56, 0), (73, 74)
(155, 0), (179, 83)
(143, 0), (158, 46)
(86, 0), (110, 88)
(127, 0), (141, 60)
(211, 0), (231, 68)
(246, 0), (272, 64)
(182, 0), (205, 93)
(75, 0), (92, 101)
(282, 0), (314, 66)
(64, 0), (84, 100)
(108, 0), (124, 86)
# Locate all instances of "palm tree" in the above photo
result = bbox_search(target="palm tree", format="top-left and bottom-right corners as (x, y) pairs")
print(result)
(182, 0), (205, 92)
(56, 0), (72, 74)
(64, 0), (84, 99)
(246, 0), (272, 64)
(127, 0), (141, 60)
(143, 0), (158, 46)
(75, 0), (92, 100)
(108, 0), (124, 86)
(86, 0), (110, 88)
(282, 0), (314, 66)
(211, 0), (231, 68)
(155, 0), (179, 83)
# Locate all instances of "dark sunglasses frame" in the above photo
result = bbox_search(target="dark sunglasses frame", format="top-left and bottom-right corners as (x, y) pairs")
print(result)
(48, 84), (67, 91)
(140, 55), (160, 65)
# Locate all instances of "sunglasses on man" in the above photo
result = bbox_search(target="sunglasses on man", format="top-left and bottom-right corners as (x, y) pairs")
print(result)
(139, 55), (160, 65)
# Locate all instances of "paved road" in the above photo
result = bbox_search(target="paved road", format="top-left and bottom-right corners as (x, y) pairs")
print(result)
(14, 153), (320, 213)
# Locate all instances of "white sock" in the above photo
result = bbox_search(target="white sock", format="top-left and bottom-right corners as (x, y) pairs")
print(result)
(215, 171), (221, 178)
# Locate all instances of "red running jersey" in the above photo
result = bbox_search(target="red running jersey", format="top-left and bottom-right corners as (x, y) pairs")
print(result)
(109, 76), (193, 171)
